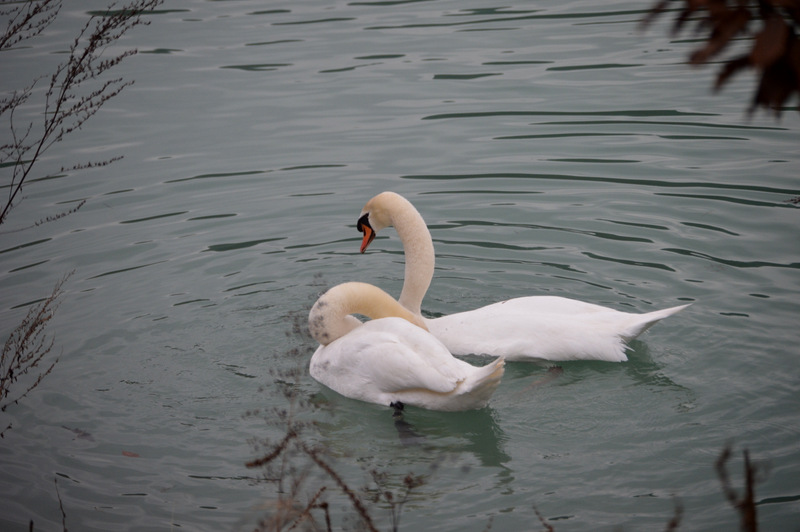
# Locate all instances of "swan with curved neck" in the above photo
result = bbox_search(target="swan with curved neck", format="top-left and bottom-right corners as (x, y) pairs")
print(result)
(308, 282), (505, 411)
(356, 192), (690, 362)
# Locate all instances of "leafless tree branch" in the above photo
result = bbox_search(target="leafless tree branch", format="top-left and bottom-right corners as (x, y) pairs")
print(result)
(0, 0), (163, 226)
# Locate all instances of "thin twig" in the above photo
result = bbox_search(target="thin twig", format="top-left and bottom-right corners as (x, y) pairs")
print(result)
(0, 271), (73, 426)
(716, 444), (759, 532)
(299, 440), (380, 532)
(54, 477), (67, 531)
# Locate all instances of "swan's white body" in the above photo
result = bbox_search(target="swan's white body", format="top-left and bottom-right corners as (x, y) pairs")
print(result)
(308, 282), (505, 411)
(356, 192), (690, 363)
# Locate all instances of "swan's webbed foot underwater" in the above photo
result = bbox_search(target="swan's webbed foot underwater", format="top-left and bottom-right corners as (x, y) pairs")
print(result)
(546, 365), (563, 378)
(390, 401), (426, 446)
(519, 365), (563, 394)
(538, 365), (564, 385)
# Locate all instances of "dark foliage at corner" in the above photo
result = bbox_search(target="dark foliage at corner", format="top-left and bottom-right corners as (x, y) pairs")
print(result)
(644, 0), (800, 116)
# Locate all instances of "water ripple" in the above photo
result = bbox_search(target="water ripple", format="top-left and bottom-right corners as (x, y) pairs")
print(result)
(88, 260), (169, 279)
(654, 192), (793, 208)
(221, 63), (292, 72)
(204, 238), (285, 253)
(548, 63), (642, 71)
(245, 39), (302, 47)
(165, 170), (267, 184)
(402, 172), (798, 196)
(663, 248), (800, 269)
(433, 73), (502, 80)
(442, 219), (654, 244)
(272, 17), (356, 26)
(583, 251), (675, 272)
(422, 110), (718, 120)
(363, 7), (649, 30)
(120, 212), (187, 224)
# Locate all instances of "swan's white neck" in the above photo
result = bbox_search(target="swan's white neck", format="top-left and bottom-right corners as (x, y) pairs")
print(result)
(382, 194), (435, 316)
(308, 282), (428, 346)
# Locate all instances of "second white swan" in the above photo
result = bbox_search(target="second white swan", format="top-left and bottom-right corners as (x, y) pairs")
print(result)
(356, 192), (690, 363)
(308, 282), (505, 411)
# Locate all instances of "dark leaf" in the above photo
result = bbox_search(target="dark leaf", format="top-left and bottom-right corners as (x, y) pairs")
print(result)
(751, 54), (799, 114)
(690, 7), (750, 64)
(715, 54), (751, 90)
(750, 15), (790, 69)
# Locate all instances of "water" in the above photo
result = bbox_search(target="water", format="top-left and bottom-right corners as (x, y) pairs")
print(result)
(1, 1), (798, 530)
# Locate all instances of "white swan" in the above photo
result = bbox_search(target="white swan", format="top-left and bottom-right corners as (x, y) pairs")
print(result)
(308, 282), (505, 411)
(356, 192), (690, 363)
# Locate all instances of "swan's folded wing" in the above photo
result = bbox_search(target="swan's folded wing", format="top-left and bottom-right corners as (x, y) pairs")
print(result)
(348, 321), (463, 394)
(375, 341), (462, 394)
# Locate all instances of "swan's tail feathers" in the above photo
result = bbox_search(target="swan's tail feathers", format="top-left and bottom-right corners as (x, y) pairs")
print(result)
(623, 303), (692, 342)
(462, 357), (505, 408)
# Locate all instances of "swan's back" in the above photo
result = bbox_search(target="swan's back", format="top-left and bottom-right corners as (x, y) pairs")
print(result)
(426, 297), (690, 362)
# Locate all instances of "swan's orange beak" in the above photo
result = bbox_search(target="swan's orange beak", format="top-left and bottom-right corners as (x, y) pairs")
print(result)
(357, 213), (376, 253)
(360, 226), (375, 253)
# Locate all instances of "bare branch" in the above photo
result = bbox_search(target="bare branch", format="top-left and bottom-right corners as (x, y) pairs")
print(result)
(0, 271), (73, 436)
(54, 477), (68, 531)
(298, 440), (380, 532)
(0, 0), (164, 226)
(0, 0), (61, 51)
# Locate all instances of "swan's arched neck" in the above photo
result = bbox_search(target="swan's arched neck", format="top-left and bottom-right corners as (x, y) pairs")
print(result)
(359, 192), (435, 316)
(308, 281), (428, 346)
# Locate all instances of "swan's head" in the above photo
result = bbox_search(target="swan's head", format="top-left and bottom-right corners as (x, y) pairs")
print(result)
(309, 282), (429, 345)
(356, 212), (376, 253)
(357, 191), (405, 253)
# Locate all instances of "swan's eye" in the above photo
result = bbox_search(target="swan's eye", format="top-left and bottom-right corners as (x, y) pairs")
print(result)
(357, 213), (371, 234)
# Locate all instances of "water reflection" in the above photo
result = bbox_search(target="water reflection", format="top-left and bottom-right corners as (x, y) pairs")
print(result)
(312, 389), (510, 469)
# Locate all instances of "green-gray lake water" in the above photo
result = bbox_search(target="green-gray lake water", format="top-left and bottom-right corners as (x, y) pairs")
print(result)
(1, 1), (798, 530)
